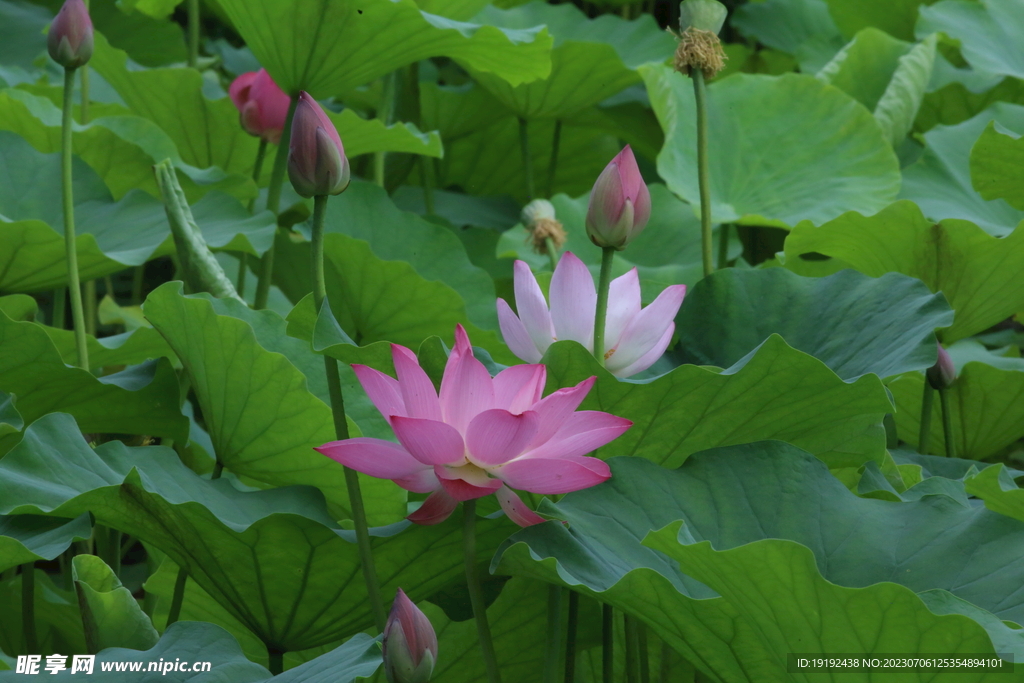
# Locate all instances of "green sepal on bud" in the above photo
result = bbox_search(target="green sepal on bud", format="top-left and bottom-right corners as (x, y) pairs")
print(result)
(678, 0), (728, 34)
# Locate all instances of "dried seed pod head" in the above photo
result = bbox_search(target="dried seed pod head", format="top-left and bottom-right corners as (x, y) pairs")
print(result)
(673, 0), (728, 79)
(521, 199), (567, 256)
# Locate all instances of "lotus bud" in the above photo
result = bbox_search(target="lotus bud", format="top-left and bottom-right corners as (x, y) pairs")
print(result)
(585, 145), (651, 250)
(926, 341), (956, 390)
(521, 199), (567, 256)
(673, 0), (728, 78)
(47, 0), (93, 70)
(383, 589), (437, 683)
(229, 69), (291, 145)
(287, 91), (350, 198)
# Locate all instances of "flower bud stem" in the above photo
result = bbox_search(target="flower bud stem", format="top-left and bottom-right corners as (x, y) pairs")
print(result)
(22, 563), (37, 653)
(253, 95), (298, 310)
(519, 117), (535, 199)
(80, 0), (90, 124)
(463, 499), (502, 683)
(62, 67), (89, 371)
(593, 246), (616, 366)
(544, 237), (559, 271)
(564, 591), (579, 683)
(938, 387), (956, 458)
(543, 585), (563, 683)
(310, 194), (388, 632)
(602, 604), (613, 683)
(692, 69), (714, 278)
(918, 382), (934, 455)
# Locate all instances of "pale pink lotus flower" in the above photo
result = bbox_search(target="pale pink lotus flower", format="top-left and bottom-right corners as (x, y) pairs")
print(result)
(497, 252), (686, 377)
(229, 69), (291, 144)
(586, 145), (651, 250)
(315, 325), (631, 527)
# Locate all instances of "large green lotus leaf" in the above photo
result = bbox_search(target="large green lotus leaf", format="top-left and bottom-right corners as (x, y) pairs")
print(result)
(0, 88), (253, 202)
(963, 465), (1024, 524)
(467, 2), (674, 120)
(541, 336), (892, 469)
(0, 621), (271, 682)
(497, 185), (742, 296)
(0, 0), (51, 70)
(674, 268), (953, 380)
(917, 77), (1024, 133)
(0, 514), (92, 574)
(731, 0), (845, 73)
(970, 121), (1024, 210)
(0, 392), (23, 444)
(143, 282), (404, 524)
(917, 0), (1024, 80)
(641, 65), (901, 228)
(0, 295), (37, 322)
(495, 449), (1024, 681)
(824, 0), (937, 41)
(784, 201), (1024, 343)
(888, 362), (1024, 460)
(817, 29), (937, 146)
(0, 571), (86, 657)
(0, 309), (187, 445)
(117, 0), (183, 20)
(0, 413), (518, 653)
(72, 554), (160, 652)
(43, 325), (177, 372)
(900, 103), (1024, 235)
(214, 0), (552, 97)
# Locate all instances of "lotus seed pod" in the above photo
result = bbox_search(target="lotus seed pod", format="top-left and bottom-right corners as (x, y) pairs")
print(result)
(678, 0), (728, 34)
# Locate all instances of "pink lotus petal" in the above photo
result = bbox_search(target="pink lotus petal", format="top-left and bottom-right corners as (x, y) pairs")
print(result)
(495, 485), (547, 527)
(497, 298), (543, 363)
(513, 260), (555, 355)
(407, 489), (459, 525)
(438, 344), (494, 434)
(392, 344), (442, 421)
(435, 465), (503, 501)
(603, 268), (641, 352)
(229, 71), (259, 111)
(586, 160), (628, 244)
(315, 438), (426, 479)
(453, 324), (473, 357)
(495, 455), (611, 495)
(465, 409), (540, 466)
(352, 364), (406, 425)
(615, 146), (645, 206)
(525, 376), (596, 449)
(609, 323), (675, 378)
(391, 416), (465, 466)
(493, 364), (546, 414)
(392, 468), (440, 494)
(549, 252), (597, 350)
(607, 284), (686, 373)
(524, 410), (633, 460)
(249, 69), (290, 138)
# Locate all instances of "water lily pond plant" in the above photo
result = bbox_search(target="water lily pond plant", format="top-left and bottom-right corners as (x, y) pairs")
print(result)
(1, 0), (1024, 680)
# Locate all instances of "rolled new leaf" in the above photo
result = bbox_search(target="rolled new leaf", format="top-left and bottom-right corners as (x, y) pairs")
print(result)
(153, 160), (244, 303)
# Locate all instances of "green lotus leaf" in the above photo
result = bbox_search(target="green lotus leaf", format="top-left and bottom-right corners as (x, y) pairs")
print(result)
(72, 554), (160, 653)
(783, 201), (1024, 343)
(467, 2), (675, 120)
(900, 103), (1024, 235)
(0, 0), (51, 71)
(214, 0), (552, 97)
(917, 0), (1024, 80)
(541, 336), (892, 469)
(0, 413), (517, 653)
(916, 77), (1024, 133)
(142, 282), (404, 524)
(415, 0), (490, 21)
(0, 392), (23, 444)
(888, 362), (1024, 461)
(641, 65), (901, 227)
(494, 447), (1024, 682)
(731, 0), (845, 72)
(0, 294), (37, 322)
(674, 268), (953, 380)
(0, 571), (85, 658)
(970, 120), (1024, 210)
(817, 29), (937, 146)
(824, 0), (937, 41)
(963, 465), (1024, 524)
(43, 325), (176, 372)
(0, 309), (187, 447)
(0, 514), (92, 575)
(117, 0), (183, 20)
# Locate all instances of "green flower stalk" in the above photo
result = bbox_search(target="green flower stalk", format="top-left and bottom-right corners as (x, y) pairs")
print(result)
(50, 0), (94, 371)
(927, 342), (957, 458)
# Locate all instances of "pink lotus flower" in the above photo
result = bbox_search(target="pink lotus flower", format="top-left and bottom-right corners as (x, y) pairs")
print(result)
(287, 91), (350, 198)
(48, 0), (93, 70)
(383, 589), (437, 683)
(229, 69), (291, 145)
(316, 325), (631, 527)
(586, 145), (651, 250)
(497, 252), (686, 377)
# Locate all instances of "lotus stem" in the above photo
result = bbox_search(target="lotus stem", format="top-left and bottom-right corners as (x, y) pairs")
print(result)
(374, 71), (398, 188)
(602, 604), (613, 683)
(238, 139), (269, 297)
(84, 280), (96, 337)
(938, 387), (956, 458)
(165, 565), (187, 626)
(311, 194), (387, 632)
(253, 95), (298, 310)
(53, 287), (66, 328)
(564, 591), (579, 683)
(268, 650), (284, 676)
(187, 0), (200, 68)
(692, 69), (713, 278)
(545, 237), (559, 271)
(638, 622), (650, 683)
(593, 246), (616, 366)
(717, 224), (729, 270)
(543, 585), (563, 683)
(80, 0), (90, 124)
(62, 67), (89, 371)
(625, 615), (641, 683)
(919, 382), (934, 455)
(464, 499), (502, 683)
(659, 639), (671, 682)
(547, 120), (562, 197)
(22, 563), (37, 653)
(421, 156), (435, 216)
(519, 117), (535, 199)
